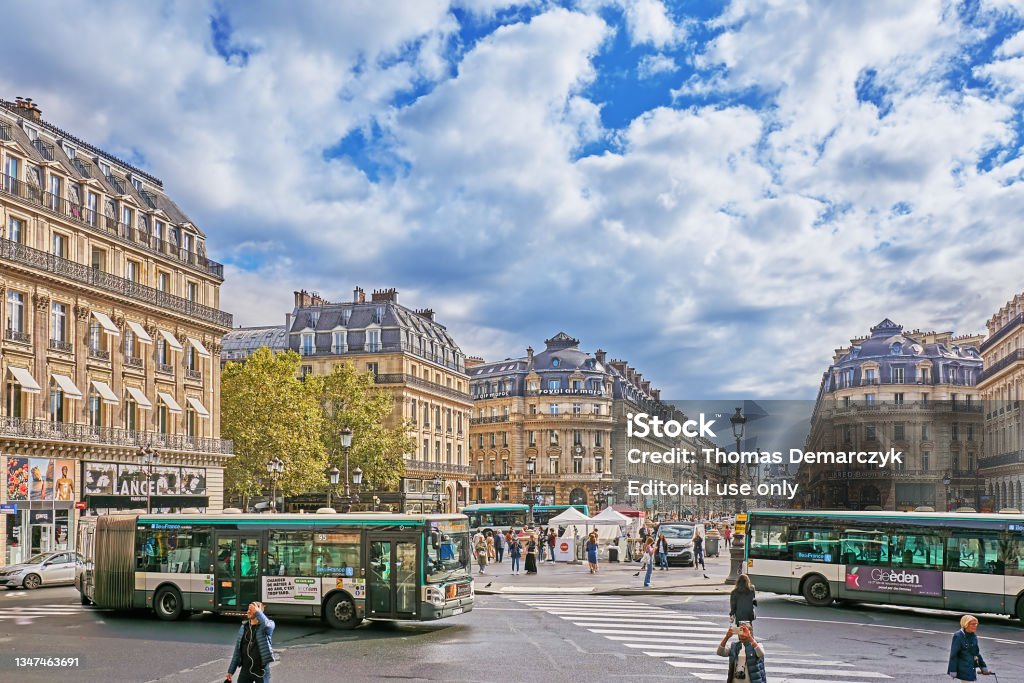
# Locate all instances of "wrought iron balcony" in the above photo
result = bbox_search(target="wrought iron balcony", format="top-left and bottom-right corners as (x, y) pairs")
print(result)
(105, 175), (127, 194)
(374, 372), (471, 403)
(471, 415), (509, 425)
(48, 338), (72, 353)
(404, 459), (473, 475)
(0, 173), (225, 281)
(125, 356), (144, 369)
(5, 328), (30, 344)
(156, 363), (174, 375)
(0, 237), (232, 327)
(979, 349), (1024, 383)
(0, 416), (233, 455)
(89, 348), (110, 361)
(32, 139), (55, 161)
(185, 368), (202, 381)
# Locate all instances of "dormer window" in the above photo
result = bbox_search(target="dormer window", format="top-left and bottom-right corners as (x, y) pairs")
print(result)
(24, 124), (37, 141)
(131, 177), (143, 192)
(374, 306), (384, 324)
(310, 310), (320, 327)
(301, 333), (314, 356)
(62, 143), (76, 160)
(890, 342), (902, 355)
(99, 161), (111, 177)
(342, 309), (351, 325)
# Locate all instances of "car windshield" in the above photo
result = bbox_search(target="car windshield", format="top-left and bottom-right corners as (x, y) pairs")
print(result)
(26, 553), (53, 565)
(660, 526), (694, 540)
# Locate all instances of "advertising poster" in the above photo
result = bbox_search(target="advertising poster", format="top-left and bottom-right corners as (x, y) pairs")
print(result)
(151, 466), (180, 495)
(263, 576), (321, 603)
(845, 566), (943, 597)
(54, 459), (76, 502)
(180, 467), (207, 495)
(6, 457), (29, 501)
(29, 457), (54, 500)
(116, 463), (147, 496)
(83, 462), (116, 495)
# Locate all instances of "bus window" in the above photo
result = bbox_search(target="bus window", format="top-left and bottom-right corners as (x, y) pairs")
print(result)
(314, 532), (361, 578)
(1000, 536), (1024, 576)
(789, 526), (838, 563)
(947, 531), (1003, 574)
(891, 528), (943, 570)
(268, 531), (314, 576)
(840, 529), (890, 566)
(136, 528), (210, 573)
(748, 522), (789, 560)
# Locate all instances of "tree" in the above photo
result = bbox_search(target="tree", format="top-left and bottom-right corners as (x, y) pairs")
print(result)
(221, 348), (326, 507)
(312, 361), (413, 493)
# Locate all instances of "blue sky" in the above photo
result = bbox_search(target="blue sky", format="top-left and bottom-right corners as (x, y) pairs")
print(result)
(5, 0), (1024, 398)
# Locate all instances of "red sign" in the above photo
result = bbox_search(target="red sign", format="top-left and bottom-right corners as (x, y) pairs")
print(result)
(559, 542), (569, 552)
(74, 501), (87, 510)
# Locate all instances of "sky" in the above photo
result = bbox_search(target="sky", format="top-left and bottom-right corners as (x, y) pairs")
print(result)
(5, 0), (1024, 399)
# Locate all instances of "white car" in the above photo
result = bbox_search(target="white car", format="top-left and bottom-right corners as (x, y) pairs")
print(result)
(0, 551), (82, 590)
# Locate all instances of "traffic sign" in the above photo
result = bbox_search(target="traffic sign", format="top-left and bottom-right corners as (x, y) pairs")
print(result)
(0, 503), (15, 514)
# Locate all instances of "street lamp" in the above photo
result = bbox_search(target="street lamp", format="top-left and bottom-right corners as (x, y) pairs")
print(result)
(599, 486), (615, 510)
(327, 465), (340, 510)
(266, 457), (284, 512)
(726, 406), (747, 585)
(526, 457), (536, 526)
(351, 466), (363, 512)
(433, 474), (444, 512)
(943, 470), (952, 511)
(138, 445), (159, 514)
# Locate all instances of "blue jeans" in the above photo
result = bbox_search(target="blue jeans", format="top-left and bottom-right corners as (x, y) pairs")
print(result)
(511, 556), (520, 572)
(644, 559), (654, 586)
(496, 546), (504, 562)
(658, 551), (668, 568)
(694, 548), (705, 569)
(539, 545), (546, 561)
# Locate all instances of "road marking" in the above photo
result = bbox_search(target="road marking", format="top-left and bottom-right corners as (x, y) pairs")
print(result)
(643, 652), (855, 666)
(756, 615), (1024, 646)
(667, 661), (892, 678)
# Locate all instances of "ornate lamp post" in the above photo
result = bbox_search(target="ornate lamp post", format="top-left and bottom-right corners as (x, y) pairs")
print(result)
(266, 457), (284, 512)
(138, 445), (159, 514)
(526, 457), (536, 526)
(340, 426), (353, 505)
(433, 474), (444, 513)
(726, 407), (747, 584)
(327, 465), (340, 510)
(943, 470), (952, 511)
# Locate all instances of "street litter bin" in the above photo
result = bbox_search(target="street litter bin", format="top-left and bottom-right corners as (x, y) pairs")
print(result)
(705, 535), (720, 558)
(608, 546), (619, 562)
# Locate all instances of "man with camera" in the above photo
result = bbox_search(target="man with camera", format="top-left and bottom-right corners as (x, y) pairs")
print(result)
(225, 601), (276, 683)
(717, 622), (765, 683)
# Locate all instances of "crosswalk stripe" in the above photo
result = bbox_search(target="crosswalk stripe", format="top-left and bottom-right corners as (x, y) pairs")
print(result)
(642, 652), (854, 666)
(666, 661), (892, 678)
(541, 610), (703, 618)
(630, 644), (807, 657)
(690, 676), (878, 683)
(568, 620), (718, 629)
(604, 634), (725, 643)
(584, 627), (728, 636)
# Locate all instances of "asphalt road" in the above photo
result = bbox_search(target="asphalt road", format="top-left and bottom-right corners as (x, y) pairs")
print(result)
(0, 585), (1020, 682)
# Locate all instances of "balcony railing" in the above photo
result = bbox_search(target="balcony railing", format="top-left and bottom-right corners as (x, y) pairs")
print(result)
(48, 339), (72, 353)
(0, 172), (225, 280)
(979, 451), (1023, 469)
(5, 328), (30, 344)
(185, 368), (202, 381)
(374, 373), (471, 403)
(981, 313), (1023, 351)
(979, 349), (1024, 383)
(304, 340), (466, 372)
(471, 415), (509, 425)
(0, 237), (232, 327)
(404, 459), (473, 475)
(0, 416), (233, 454)
(105, 175), (127, 194)
(156, 363), (174, 375)
(88, 348), (110, 361)
(125, 356), (144, 369)
(32, 139), (55, 161)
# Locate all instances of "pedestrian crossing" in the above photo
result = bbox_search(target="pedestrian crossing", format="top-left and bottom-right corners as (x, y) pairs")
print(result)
(0, 603), (102, 624)
(506, 595), (892, 683)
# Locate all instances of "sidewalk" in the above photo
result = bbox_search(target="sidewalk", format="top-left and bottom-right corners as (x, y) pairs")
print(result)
(473, 552), (734, 595)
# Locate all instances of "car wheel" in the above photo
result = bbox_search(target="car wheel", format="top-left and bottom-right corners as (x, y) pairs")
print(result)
(22, 574), (41, 590)
(801, 575), (832, 607)
(153, 586), (185, 621)
(324, 592), (361, 630)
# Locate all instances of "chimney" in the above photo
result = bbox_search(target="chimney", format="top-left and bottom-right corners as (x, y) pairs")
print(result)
(294, 290), (310, 307)
(594, 349), (606, 364)
(465, 356), (485, 368)
(415, 308), (434, 321)
(527, 346), (534, 362)
(353, 286), (365, 303)
(651, 388), (661, 401)
(371, 288), (398, 303)
(15, 97), (42, 122)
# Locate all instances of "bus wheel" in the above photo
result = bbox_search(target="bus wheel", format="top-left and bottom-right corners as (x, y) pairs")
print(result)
(324, 593), (360, 630)
(154, 586), (185, 621)
(1016, 595), (1024, 621)
(801, 575), (832, 606)
(22, 574), (41, 590)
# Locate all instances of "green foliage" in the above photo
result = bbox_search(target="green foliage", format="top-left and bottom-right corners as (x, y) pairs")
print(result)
(221, 351), (412, 504)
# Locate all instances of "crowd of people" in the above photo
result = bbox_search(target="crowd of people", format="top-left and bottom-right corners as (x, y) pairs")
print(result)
(471, 526), (564, 575)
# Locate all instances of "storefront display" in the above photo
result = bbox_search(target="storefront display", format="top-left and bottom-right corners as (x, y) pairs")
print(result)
(82, 462), (209, 513)
(3, 455), (77, 564)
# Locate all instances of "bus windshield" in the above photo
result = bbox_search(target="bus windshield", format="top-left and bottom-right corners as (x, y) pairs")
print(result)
(427, 531), (472, 584)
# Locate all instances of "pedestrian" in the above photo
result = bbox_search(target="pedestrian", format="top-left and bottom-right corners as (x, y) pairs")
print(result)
(494, 528), (505, 563)
(486, 533), (496, 562)
(547, 528), (557, 563)
(586, 531), (599, 574)
(730, 574), (758, 626)
(525, 536), (538, 574)
(723, 525), (732, 548)
(693, 531), (706, 571)
(474, 532), (489, 575)
(641, 537), (656, 587)
(717, 623), (765, 683)
(657, 533), (669, 570)
(948, 614), (993, 681)
(509, 531), (522, 575)
(538, 528), (547, 562)
(224, 601), (275, 683)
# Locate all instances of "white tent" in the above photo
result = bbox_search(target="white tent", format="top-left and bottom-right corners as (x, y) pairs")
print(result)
(547, 506), (591, 524)
(590, 507), (630, 525)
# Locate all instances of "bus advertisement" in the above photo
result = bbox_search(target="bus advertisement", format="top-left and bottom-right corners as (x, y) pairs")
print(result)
(76, 511), (474, 629)
(745, 509), (1024, 618)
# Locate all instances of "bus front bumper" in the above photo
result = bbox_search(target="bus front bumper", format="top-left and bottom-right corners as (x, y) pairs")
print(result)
(421, 597), (474, 620)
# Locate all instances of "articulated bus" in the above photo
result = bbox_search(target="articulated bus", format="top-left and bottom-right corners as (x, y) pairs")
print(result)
(76, 511), (474, 629)
(745, 510), (1024, 618)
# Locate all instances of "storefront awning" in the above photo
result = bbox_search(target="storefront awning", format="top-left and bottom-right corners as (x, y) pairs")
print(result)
(51, 373), (83, 400)
(8, 366), (41, 393)
(158, 329), (183, 352)
(125, 386), (153, 409)
(158, 391), (183, 414)
(126, 320), (152, 344)
(187, 337), (211, 358)
(90, 380), (118, 405)
(91, 310), (120, 336)
(185, 396), (210, 418)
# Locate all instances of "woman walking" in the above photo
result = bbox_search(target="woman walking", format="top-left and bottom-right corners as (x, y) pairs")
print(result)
(642, 537), (656, 587)
(657, 533), (669, 570)
(948, 615), (993, 681)
(586, 532), (600, 574)
(509, 532), (522, 575)
(525, 536), (539, 574)
(729, 574), (758, 626)
(486, 533), (496, 563)
(474, 532), (489, 575)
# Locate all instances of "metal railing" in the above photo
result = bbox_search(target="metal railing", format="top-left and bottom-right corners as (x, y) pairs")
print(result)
(0, 122), (10, 141)
(156, 363), (174, 375)
(48, 339), (72, 353)
(5, 328), (30, 344)
(374, 373), (471, 403)
(125, 357), (144, 369)
(0, 238), (232, 327)
(0, 172), (225, 280)
(979, 451), (1023, 469)
(979, 349), (1024, 382)
(470, 415), (509, 425)
(89, 348), (110, 361)
(105, 175), (127, 194)
(981, 313), (1023, 351)
(184, 369), (202, 381)
(304, 340), (466, 372)
(33, 139), (55, 161)
(0, 416), (232, 454)
(405, 459), (473, 475)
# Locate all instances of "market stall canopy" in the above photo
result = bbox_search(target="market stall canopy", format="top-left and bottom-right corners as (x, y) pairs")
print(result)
(546, 506), (591, 524)
(590, 507), (631, 525)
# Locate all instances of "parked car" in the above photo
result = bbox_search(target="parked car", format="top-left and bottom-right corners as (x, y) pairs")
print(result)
(0, 551), (82, 590)
(654, 523), (704, 566)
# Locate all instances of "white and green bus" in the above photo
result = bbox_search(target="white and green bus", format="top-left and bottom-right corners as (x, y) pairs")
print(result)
(76, 511), (474, 629)
(745, 509), (1024, 618)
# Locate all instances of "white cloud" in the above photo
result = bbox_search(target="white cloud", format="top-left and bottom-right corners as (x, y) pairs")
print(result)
(637, 53), (679, 78)
(621, 0), (681, 48)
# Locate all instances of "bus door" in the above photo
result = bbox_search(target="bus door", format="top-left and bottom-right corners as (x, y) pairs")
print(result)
(366, 533), (420, 620)
(214, 533), (262, 610)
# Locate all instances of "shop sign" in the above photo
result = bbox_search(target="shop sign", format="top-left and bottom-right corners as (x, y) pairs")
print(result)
(74, 501), (87, 510)
(30, 510), (53, 524)
(0, 503), (16, 514)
